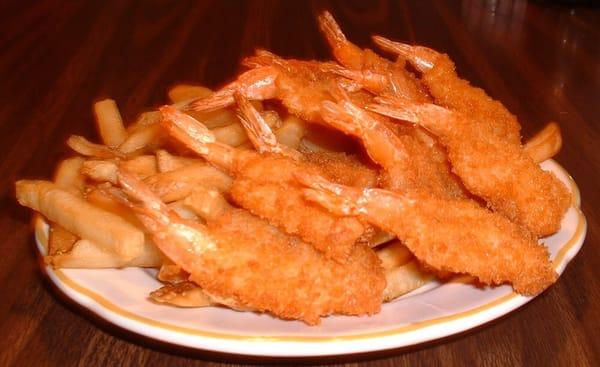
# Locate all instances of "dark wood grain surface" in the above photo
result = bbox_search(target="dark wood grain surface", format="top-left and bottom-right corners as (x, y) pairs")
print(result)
(1, 0), (599, 366)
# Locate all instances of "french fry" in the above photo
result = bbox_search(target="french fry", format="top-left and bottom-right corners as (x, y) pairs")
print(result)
(121, 155), (157, 178)
(46, 238), (163, 268)
(53, 157), (86, 194)
(383, 260), (433, 302)
(150, 281), (213, 307)
(274, 115), (307, 149)
(16, 180), (145, 261)
(375, 240), (413, 270)
(82, 156), (156, 184)
(524, 122), (562, 163)
(186, 109), (239, 129)
(155, 150), (199, 173)
(118, 123), (164, 154)
(67, 135), (126, 159)
(81, 160), (118, 184)
(127, 111), (162, 133)
(94, 99), (128, 147)
(183, 187), (231, 221)
(85, 187), (142, 227)
(48, 223), (78, 256)
(144, 162), (232, 202)
(212, 110), (281, 147)
(168, 84), (213, 103)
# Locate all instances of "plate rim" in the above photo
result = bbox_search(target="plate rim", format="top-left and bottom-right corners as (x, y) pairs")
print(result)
(33, 159), (587, 357)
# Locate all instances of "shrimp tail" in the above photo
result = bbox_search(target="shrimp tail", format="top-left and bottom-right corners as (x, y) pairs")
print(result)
(160, 105), (239, 171)
(371, 36), (438, 72)
(233, 92), (279, 151)
(160, 105), (216, 155)
(188, 66), (279, 112)
(367, 95), (420, 123)
(117, 169), (172, 228)
(187, 90), (235, 112)
(320, 100), (364, 137)
(295, 171), (363, 217)
(318, 10), (348, 45)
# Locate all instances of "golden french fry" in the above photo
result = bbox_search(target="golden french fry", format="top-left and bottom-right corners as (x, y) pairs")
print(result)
(127, 111), (162, 133)
(46, 238), (163, 268)
(81, 160), (118, 184)
(85, 187), (142, 227)
(67, 135), (126, 159)
(376, 240), (413, 270)
(118, 123), (164, 154)
(524, 122), (562, 163)
(150, 281), (213, 307)
(168, 84), (213, 103)
(16, 180), (144, 261)
(183, 187), (231, 221)
(383, 260), (433, 302)
(186, 109), (239, 129)
(94, 99), (127, 147)
(211, 122), (248, 147)
(53, 157), (86, 194)
(82, 156), (156, 184)
(48, 223), (78, 256)
(155, 150), (200, 173)
(212, 110), (281, 147)
(121, 155), (157, 178)
(274, 115), (307, 149)
(144, 162), (232, 202)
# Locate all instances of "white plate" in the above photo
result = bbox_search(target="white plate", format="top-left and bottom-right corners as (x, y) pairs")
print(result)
(34, 160), (586, 357)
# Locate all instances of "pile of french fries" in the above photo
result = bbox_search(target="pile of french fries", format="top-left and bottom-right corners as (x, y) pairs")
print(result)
(15, 84), (563, 308)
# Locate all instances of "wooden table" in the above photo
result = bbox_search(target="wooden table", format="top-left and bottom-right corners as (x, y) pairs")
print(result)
(1, 0), (598, 365)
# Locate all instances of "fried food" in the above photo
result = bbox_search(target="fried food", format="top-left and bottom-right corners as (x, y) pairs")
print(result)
(94, 99), (128, 147)
(298, 173), (557, 295)
(16, 180), (145, 261)
(14, 10), (573, 325)
(318, 10), (429, 101)
(161, 105), (369, 262)
(370, 97), (570, 237)
(321, 94), (466, 199)
(524, 122), (562, 163)
(118, 171), (385, 325)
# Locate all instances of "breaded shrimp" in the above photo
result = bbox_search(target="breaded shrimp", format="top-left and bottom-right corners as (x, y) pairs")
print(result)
(320, 94), (467, 199)
(234, 91), (378, 188)
(160, 105), (369, 262)
(188, 51), (366, 123)
(297, 173), (557, 296)
(117, 171), (385, 325)
(317, 11), (429, 102)
(371, 37), (522, 145)
(369, 97), (570, 237)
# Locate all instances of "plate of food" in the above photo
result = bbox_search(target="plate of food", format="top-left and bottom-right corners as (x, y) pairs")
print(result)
(18, 11), (585, 357)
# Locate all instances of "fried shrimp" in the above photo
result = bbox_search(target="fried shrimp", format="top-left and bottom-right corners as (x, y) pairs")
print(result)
(317, 11), (429, 102)
(234, 91), (378, 188)
(371, 37), (522, 145)
(188, 51), (363, 123)
(320, 93), (466, 199)
(160, 105), (369, 262)
(297, 173), (557, 296)
(118, 171), (385, 325)
(370, 97), (570, 237)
